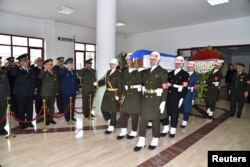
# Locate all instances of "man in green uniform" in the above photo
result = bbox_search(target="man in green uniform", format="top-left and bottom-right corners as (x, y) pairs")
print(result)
(39, 59), (58, 125)
(134, 51), (168, 151)
(0, 57), (10, 135)
(78, 58), (97, 118)
(229, 63), (250, 118)
(117, 53), (142, 140)
(98, 58), (123, 134)
(205, 59), (223, 119)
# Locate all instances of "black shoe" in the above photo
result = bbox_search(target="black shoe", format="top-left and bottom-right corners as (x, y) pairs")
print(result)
(147, 125), (152, 129)
(72, 118), (77, 121)
(169, 133), (175, 138)
(230, 113), (235, 117)
(133, 146), (145, 152)
(65, 119), (69, 123)
(26, 123), (34, 128)
(0, 129), (8, 135)
(91, 114), (95, 118)
(207, 116), (214, 120)
(46, 121), (50, 125)
(116, 135), (126, 140)
(84, 115), (89, 118)
(104, 130), (113, 134)
(236, 115), (241, 118)
(160, 132), (168, 137)
(180, 125), (186, 128)
(148, 145), (157, 150)
(127, 135), (136, 139)
(50, 120), (57, 124)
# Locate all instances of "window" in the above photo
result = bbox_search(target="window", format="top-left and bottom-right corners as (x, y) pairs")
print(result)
(75, 42), (96, 70)
(0, 33), (44, 65)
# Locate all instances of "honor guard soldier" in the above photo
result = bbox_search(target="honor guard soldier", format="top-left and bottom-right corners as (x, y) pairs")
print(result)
(117, 53), (142, 140)
(181, 61), (199, 128)
(53, 57), (64, 113)
(0, 57), (10, 135)
(39, 59), (58, 125)
(134, 51), (168, 151)
(229, 63), (250, 118)
(78, 58), (97, 118)
(205, 59), (223, 119)
(5, 57), (16, 113)
(11, 54), (35, 129)
(60, 58), (79, 122)
(98, 58), (123, 134)
(161, 56), (189, 138)
(31, 57), (44, 115)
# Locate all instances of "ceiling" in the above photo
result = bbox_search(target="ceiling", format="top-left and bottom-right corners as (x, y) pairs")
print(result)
(0, 0), (250, 34)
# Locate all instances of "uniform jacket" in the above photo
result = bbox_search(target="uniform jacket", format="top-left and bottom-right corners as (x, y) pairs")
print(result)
(60, 67), (79, 95)
(39, 70), (59, 97)
(121, 67), (142, 114)
(230, 72), (250, 95)
(31, 65), (43, 95)
(52, 65), (63, 93)
(141, 65), (168, 120)
(99, 69), (123, 113)
(0, 69), (10, 100)
(205, 69), (222, 100)
(5, 65), (16, 94)
(11, 66), (35, 96)
(78, 68), (97, 93)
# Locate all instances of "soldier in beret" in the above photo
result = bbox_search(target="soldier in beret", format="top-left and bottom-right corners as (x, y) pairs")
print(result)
(78, 58), (97, 118)
(229, 63), (250, 118)
(60, 58), (79, 122)
(0, 57), (10, 135)
(205, 59), (223, 119)
(53, 57), (64, 114)
(39, 59), (58, 125)
(98, 58), (123, 134)
(11, 54), (35, 129)
(134, 51), (168, 151)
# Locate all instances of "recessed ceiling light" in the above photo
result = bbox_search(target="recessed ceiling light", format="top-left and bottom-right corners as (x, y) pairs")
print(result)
(57, 6), (76, 15)
(116, 21), (126, 27)
(207, 0), (229, 6)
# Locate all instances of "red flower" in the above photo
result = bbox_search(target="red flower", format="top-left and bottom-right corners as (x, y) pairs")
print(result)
(189, 47), (222, 61)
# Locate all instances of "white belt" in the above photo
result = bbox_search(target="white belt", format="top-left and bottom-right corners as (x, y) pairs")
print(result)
(144, 88), (163, 96)
(125, 85), (142, 92)
(169, 83), (183, 92)
(188, 86), (194, 92)
(212, 82), (219, 87)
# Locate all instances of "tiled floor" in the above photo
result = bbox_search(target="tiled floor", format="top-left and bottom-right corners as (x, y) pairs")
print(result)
(0, 90), (249, 167)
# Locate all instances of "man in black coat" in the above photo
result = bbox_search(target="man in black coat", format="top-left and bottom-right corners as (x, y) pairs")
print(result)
(161, 56), (189, 138)
(11, 54), (35, 129)
(0, 57), (10, 135)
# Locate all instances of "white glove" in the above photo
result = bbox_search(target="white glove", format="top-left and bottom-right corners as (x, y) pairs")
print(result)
(115, 96), (119, 101)
(178, 98), (183, 108)
(93, 82), (98, 86)
(192, 100), (194, 105)
(125, 85), (128, 91)
(212, 82), (219, 87)
(159, 101), (166, 114)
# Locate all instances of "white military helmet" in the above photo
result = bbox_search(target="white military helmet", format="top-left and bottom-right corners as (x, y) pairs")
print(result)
(175, 56), (184, 64)
(149, 51), (160, 60)
(215, 59), (224, 66)
(110, 58), (118, 65)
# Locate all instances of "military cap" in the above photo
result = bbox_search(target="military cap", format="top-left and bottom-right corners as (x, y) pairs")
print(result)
(44, 59), (53, 65)
(6, 57), (15, 62)
(64, 57), (73, 64)
(56, 57), (64, 61)
(16, 53), (29, 61)
(85, 58), (93, 64)
(236, 63), (245, 67)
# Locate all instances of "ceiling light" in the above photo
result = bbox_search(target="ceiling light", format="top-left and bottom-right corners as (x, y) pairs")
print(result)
(57, 6), (76, 15)
(207, 0), (229, 6)
(116, 21), (126, 27)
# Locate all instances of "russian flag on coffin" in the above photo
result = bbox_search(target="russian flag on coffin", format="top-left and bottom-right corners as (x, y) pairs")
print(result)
(130, 49), (177, 70)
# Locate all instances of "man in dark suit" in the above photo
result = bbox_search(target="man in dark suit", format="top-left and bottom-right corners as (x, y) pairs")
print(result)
(60, 58), (79, 122)
(31, 57), (43, 114)
(205, 59), (223, 119)
(229, 63), (250, 118)
(0, 57), (10, 135)
(11, 54), (35, 129)
(134, 52), (168, 151)
(52, 57), (64, 113)
(39, 59), (58, 125)
(161, 56), (189, 138)
(78, 58), (97, 118)
(98, 58), (123, 134)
